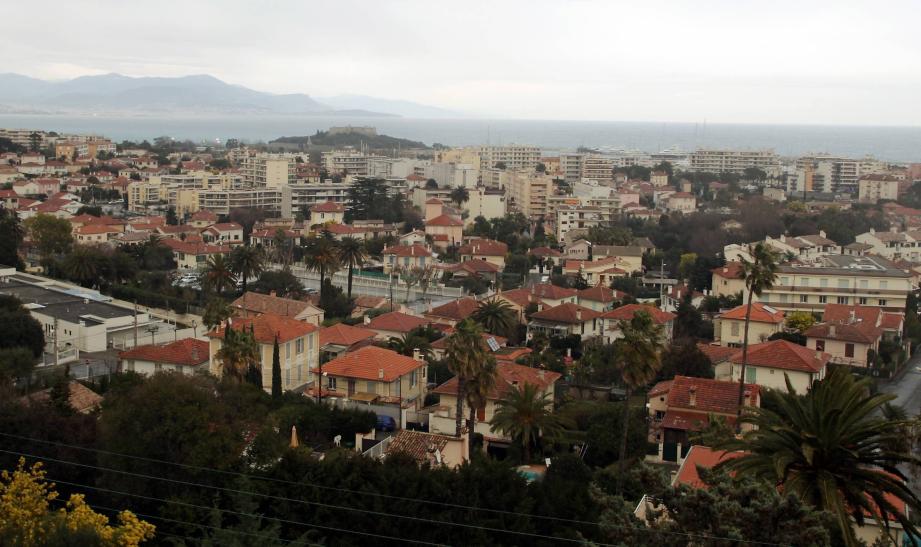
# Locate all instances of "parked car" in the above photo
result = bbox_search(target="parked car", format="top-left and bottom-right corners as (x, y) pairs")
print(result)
(375, 415), (397, 432)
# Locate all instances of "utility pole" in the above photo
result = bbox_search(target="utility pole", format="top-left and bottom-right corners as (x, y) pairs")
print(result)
(53, 317), (59, 368)
(133, 301), (138, 348)
(659, 260), (666, 311)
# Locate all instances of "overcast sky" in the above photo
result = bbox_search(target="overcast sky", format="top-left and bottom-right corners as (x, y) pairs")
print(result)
(3, 0), (919, 125)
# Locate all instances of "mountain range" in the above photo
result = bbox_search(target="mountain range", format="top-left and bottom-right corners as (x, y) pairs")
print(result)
(0, 73), (460, 118)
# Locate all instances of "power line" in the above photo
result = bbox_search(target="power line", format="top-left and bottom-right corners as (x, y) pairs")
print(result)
(0, 438), (791, 546)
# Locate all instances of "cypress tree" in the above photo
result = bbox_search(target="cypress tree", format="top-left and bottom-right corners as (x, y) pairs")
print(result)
(271, 334), (282, 398)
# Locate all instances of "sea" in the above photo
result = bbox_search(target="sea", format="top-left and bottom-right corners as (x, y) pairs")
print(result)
(1, 114), (920, 162)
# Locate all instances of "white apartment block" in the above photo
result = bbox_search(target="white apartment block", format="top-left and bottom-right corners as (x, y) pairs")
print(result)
(506, 171), (554, 220)
(560, 153), (584, 183)
(858, 174), (900, 203)
(757, 255), (912, 315)
(464, 187), (507, 225)
(793, 156), (860, 194)
(478, 144), (541, 171)
(725, 231), (840, 262)
(855, 228), (921, 262)
(556, 205), (604, 242)
(286, 180), (354, 213)
(322, 150), (391, 178)
(581, 155), (616, 183)
(194, 187), (288, 217)
(689, 149), (781, 176)
(241, 154), (296, 187)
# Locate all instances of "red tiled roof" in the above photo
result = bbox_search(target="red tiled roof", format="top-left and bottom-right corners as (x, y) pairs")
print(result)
(576, 285), (622, 303)
(661, 409), (715, 431)
(719, 302), (784, 324)
(530, 302), (602, 324)
(190, 210), (217, 221)
(426, 297), (480, 322)
(76, 224), (120, 235)
(805, 321), (882, 345)
(729, 340), (828, 373)
(310, 200), (345, 213)
(385, 429), (452, 465)
(161, 238), (232, 255)
(459, 239), (508, 256)
(696, 343), (736, 364)
(674, 446), (743, 488)
(382, 244), (432, 257)
(319, 323), (376, 347)
(662, 375), (759, 415)
(208, 222), (242, 231)
(529, 246), (562, 258)
(880, 313), (904, 330)
(822, 303), (881, 325)
(425, 214), (463, 227)
(231, 292), (316, 319)
(365, 311), (428, 333)
(119, 338), (209, 366)
(207, 313), (317, 344)
(712, 262), (744, 280)
(530, 283), (577, 300)
(319, 346), (423, 382)
(446, 260), (501, 275)
(433, 362), (561, 400)
(602, 304), (676, 324)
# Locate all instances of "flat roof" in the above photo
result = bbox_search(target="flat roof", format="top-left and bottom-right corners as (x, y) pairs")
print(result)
(0, 280), (135, 324)
(778, 255), (910, 278)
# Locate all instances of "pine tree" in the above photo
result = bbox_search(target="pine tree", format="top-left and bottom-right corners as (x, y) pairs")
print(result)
(271, 334), (282, 398)
(48, 364), (73, 414)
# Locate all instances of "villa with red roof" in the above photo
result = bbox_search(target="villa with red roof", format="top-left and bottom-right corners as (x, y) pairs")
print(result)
(430, 362), (561, 447)
(806, 319), (882, 368)
(528, 302), (603, 339)
(381, 244), (432, 274)
(711, 262), (747, 302)
(423, 297), (480, 327)
(576, 285), (624, 312)
(714, 302), (785, 347)
(458, 238), (508, 269)
(207, 313), (319, 393)
(309, 200), (345, 225)
(188, 209), (218, 228)
(716, 339), (829, 392)
(201, 222), (244, 244)
(118, 338), (210, 376)
(424, 214), (464, 248)
(231, 291), (324, 325)
(161, 238), (232, 269)
(363, 311), (429, 341)
(318, 323), (377, 360)
(601, 304), (676, 344)
(529, 283), (578, 307)
(314, 346), (427, 414)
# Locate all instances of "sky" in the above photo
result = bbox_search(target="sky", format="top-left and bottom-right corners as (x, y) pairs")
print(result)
(2, 0), (919, 125)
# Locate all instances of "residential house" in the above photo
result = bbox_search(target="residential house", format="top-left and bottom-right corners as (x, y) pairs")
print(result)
(592, 245), (645, 274)
(318, 323), (378, 361)
(309, 201), (346, 225)
(364, 311), (429, 341)
(382, 429), (469, 468)
(716, 339), (829, 392)
(201, 222), (244, 244)
(663, 192), (696, 213)
(563, 258), (629, 286)
(431, 362), (561, 449)
(399, 230), (427, 246)
(232, 291), (324, 325)
(442, 260), (501, 286)
(188, 209), (218, 228)
(458, 238), (508, 269)
(423, 297), (480, 327)
(529, 283), (578, 307)
(21, 381), (103, 414)
(576, 285), (622, 312)
(528, 302), (603, 340)
(563, 239), (592, 260)
(489, 289), (541, 324)
(425, 213), (464, 249)
(118, 338), (210, 376)
(822, 303), (904, 340)
(382, 244), (433, 275)
(529, 246), (564, 271)
(601, 304), (676, 344)
(713, 302), (784, 347)
(711, 262), (747, 302)
(805, 320), (882, 368)
(74, 224), (122, 245)
(161, 239), (232, 270)
(207, 313), (319, 393)
(316, 346), (427, 412)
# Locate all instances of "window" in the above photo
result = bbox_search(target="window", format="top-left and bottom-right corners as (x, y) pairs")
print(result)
(730, 322), (740, 336)
(800, 278), (809, 287)
(880, 280), (888, 289)
(815, 340), (825, 351)
(297, 365), (302, 382)
(879, 299), (887, 306)
(296, 338), (304, 354)
(745, 367), (757, 383)
(844, 343), (855, 358)
(285, 369), (290, 386)
(779, 294), (789, 303)
(366, 381), (376, 393)
(410, 369), (417, 387)
(327, 377), (337, 390)
(859, 297), (868, 305)
(819, 296), (828, 304)
(781, 276), (790, 285)
(859, 279), (868, 289)
(308, 334), (314, 350)
(837, 296), (848, 304)
(285, 343), (291, 359)
(154, 363), (162, 373)
(126, 361), (135, 372)
(800, 295), (808, 303)
(838, 279), (849, 289)
(820, 278), (828, 287)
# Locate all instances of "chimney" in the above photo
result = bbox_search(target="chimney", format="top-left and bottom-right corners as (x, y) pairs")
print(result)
(819, 230), (826, 238)
(829, 324), (836, 336)
(849, 310), (856, 324)
(270, 290), (276, 297)
(576, 309), (581, 321)
(688, 386), (697, 407)
(378, 368), (384, 380)
(364, 315), (371, 325)
(412, 348), (423, 362)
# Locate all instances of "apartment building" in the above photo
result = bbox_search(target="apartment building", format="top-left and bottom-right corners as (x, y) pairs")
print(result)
(241, 153), (296, 187)
(478, 144), (541, 171)
(555, 205), (604, 242)
(581, 154), (616, 183)
(322, 150), (389, 177)
(858, 174), (900, 203)
(286, 179), (353, 212)
(464, 187), (506, 224)
(756, 255), (912, 314)
(689, 149), (781, 176)
(855, 228), (921, 262)
(506, 171), (554, 219)
(560, 153), (584, 183)
(793, 155), (860, 194)
(724, 231), (840, 262)
(195, 187), (288, 217)
(0, 128), (51, 148)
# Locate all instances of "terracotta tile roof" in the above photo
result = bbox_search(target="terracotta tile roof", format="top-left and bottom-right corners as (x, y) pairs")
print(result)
(319, 323), (376, 347)
(674, 446), (743, 488)
(719, 302), (784, 324)
(207, 222), (243, 232)
(822, 303), (881, 325)
(76, 224), (121, 235)
(696, 343), (736, 364)
(425, 197), (443, 204)
(602, 304), (676, 324)
(161, 238), (232, 255)
(530, 302), (602, 324)
(729, 340), (828, 373)
(446, 260), (501, 275)
(576, 285), (621, 303)
(22, 382), (103, 414)
(353, 295), (389, 310)
(530, 283), (577, 300)
(207, 313), (317, 344)
(459, 238), (508, 256)
(190, 210), (218, 221)
(664, 375), (759, 415)
(433, 362), (560, 400)
(365, 311), (428, 333)
(648, 379), (673, 397)
(529, 246), (562, 258)
(310, 200), (345, 213)
(385, 429), (452, 465)
(425, 214), (463, 227)
(231, 292), (315, 319)
(661, 409), (716, 431)
(319, 346), (423, 382)
(496, 288), (540, 308)
(119, 338), (209, 366)
(382, 244), (432, 257)
(805, 321), (882, 345)
(712, 262), (744, 280)
(426, 297), (480, 322)
(880, 313), (904, 330)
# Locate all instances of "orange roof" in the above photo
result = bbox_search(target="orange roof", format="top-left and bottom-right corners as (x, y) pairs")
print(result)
(207, 313), (317, 344)
(190, 210), (217, 221)
(426, 297), (480, 322)
(651, 375), (759, 415)
(382, 244), (432, 257)
(310, 201), (345, 213)
(529, 246), (562, 258)
(231, 291), (315, 319)
(319, 346), (423, 382)
(729, 340), (828, 373)
(459, 239), (508, 256)
(530, 302), (602, 324)
(602, 304), (676, 324)
(822, 303), (881, 325)
(577, 285), (623, 303)
(805, 321), (882, 345)
(497, 288), (540, 308)
(712, 262), (743, 280)
(76, 224), (120, 235)
(433, 361), (560, 400)
(161, 238), (231, 255)
(365, 311), (428, 333)
(319, 323), (376, 347)
(530, 283), (577, 300)
(696, 343), (737, 364)
(719, 302), (784, 324)
(880, 313), (904, 330)
(425, 214), (463, 227)
(119, 338), (209, 367)
(674, 446), (743, 488)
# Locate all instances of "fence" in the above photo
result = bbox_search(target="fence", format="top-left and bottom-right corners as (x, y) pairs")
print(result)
(281, 264), (464, 301)
(361, 435), (394, 459)
(110, 327), (200, 350)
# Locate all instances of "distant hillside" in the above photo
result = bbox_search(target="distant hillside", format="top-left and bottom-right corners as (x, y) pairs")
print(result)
(316, 94), (461, 118)
(272, 130), (429, 150)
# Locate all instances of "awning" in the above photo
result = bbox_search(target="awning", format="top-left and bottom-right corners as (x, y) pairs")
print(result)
(350, 392), (380, 403)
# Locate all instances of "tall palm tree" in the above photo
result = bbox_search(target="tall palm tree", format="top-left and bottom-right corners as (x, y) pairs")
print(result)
(202, 254), (237, 296)
(303, 238), (340, 299)
(736, 243), (779, 421)
(465, 357), (497, 452)
(230, 244), (265, 293)
(471, 298), (516, 338)
(387, 332), (433, 360)
(445, 319), (490, 437)
(337, 237), (366, 299)
(216, 326), (260, 382)
(63, 246), (100, 287)
(613, 310), (662, 493)
(716, 369), (921, 546)
(490, 383), (563, 462)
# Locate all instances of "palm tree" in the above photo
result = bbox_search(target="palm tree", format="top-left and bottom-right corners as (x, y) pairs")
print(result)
(716, 369), (921, 546)
(445, 319), (490, 437)
(63, 246), (100, 287)
(387, 332), (433, 360)
(202, 254), (237, 296)
(216, 325), (260, 382)
(490, 383), (563, 462)
(230, 245), (265, 293)
(465, 358), (497, 452)
(471, 298), (516, 338)
(337, 237), (366, 299)
(736, 243), (779, 421)
(613, 310), (663, 493)
(450, 186), (470, 208)
(303, 238), (340, 299)
(202, 298), (232, 329)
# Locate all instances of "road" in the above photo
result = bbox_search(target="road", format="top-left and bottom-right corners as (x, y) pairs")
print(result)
(877, 354), (921, 416)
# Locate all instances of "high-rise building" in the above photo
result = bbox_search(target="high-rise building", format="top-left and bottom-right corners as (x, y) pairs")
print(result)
(689, 149), (781, 176)
(241, 153), (296, 187)
(506, 171), (554, 220)
(478, 144), (541, 172)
